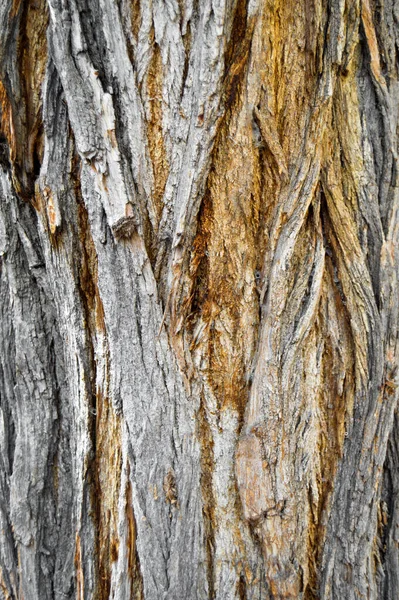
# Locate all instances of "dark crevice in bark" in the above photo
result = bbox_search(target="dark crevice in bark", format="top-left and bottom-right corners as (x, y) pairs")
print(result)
(358, 22), (395, 237)
(75, 0), (108, 91)
(134, 292), (144, 357)
(222, 0), (254, 112)
(8, 0), (48, 200)
(75, 187), (104, 598)
(130, 0), (141, 43)
(320, 191), (347, 313)
(180, 21), (192, 99)
(0, 133), (11, 171)
(197, 396), (216, 600)
(237, 572), (247, 600)
(126, 461), (144, 600)
(0, 331), (16, 480)
(187, 195), (212, 334)
(357, 32), (388, 244)
(378, 411), (399, 599)
(40, 328), (63, 594)
(223, 0), (249, 81)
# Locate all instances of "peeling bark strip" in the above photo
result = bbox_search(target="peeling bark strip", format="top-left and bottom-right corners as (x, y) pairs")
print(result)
(0, 0), (398, 599)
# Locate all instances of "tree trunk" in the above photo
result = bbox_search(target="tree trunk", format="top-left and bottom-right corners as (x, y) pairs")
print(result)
(0, 0), (398, 598)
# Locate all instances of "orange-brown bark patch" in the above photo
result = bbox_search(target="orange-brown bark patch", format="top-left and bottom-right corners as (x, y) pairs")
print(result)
(20, 0), (48, 164)
(74, 534), (84, 600)
(361, 0), (386, 87)
(257, 0), (324, 166)
(146, 43), (168, 226)
(0, 568), (13, 600)
(76, 184), (106, 334)
(131, 0), (141, 41)
(222, 0), (255, 110)
(189, 89), (261, 418)
(10, 0), (23, 18)
(197, 396), (216, 598)
(0, 81), (13, 156)
(95, 391), (122, 600)
(4, 0), (48, 198)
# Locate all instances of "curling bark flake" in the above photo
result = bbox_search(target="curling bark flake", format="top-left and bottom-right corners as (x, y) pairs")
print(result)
(0, 0), (398, 599)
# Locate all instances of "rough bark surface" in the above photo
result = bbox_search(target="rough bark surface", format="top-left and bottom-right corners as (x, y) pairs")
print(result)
(0, 1), (398, 599)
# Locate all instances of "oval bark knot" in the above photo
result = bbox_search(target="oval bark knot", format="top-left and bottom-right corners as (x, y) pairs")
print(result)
(111, 216), (137, 240)
(163, 469), (178, 506)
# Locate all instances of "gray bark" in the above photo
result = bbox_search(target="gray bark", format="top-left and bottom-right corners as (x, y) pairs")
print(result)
(0, 0), (398, 599)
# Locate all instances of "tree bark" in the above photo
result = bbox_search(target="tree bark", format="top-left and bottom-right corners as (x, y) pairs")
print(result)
(0, 0), (398, 598)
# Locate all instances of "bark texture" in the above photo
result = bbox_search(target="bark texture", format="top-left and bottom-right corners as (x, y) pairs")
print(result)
(0, 0), (399, 599)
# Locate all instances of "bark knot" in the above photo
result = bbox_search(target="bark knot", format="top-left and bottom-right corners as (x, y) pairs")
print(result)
(111, 216), (136, 240)
(163, 469), (178, 506)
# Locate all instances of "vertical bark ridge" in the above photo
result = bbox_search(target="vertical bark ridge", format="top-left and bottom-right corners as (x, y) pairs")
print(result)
(0, 168), (61, 599)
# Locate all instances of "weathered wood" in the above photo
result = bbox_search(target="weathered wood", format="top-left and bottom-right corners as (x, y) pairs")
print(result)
(0, 1), (398, 599)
